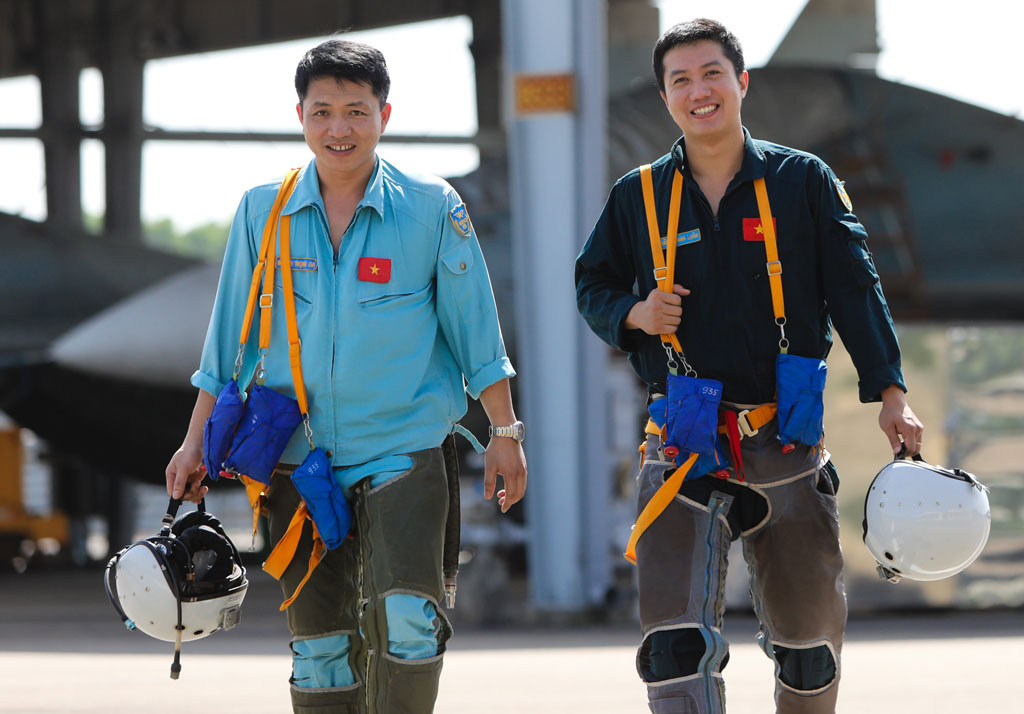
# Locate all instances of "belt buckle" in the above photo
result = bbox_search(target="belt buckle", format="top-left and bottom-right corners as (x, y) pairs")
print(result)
(736, 409), (759, 438)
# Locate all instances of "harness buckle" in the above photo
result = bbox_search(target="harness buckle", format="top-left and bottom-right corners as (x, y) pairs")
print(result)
(736, 409), (759, 438)
(259, 293), (273, 308)
(652, 266), (669, 283)
(766, 260), (782, 277)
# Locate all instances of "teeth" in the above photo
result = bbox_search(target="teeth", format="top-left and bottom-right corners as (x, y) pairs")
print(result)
(692, 105), (717, 116)
(327, 144), (354, 151)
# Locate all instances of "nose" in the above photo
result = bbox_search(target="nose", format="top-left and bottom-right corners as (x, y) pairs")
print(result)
(689, 78), (712, 100)
(327, 115), (351, 137)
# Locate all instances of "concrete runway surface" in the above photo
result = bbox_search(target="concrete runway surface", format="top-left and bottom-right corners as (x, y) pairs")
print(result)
(1, 568), (1022, 714)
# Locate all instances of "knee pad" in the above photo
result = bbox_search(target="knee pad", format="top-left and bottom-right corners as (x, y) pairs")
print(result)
(637, 626), (729, 683)
(772, 641), (837, 693)
(384, 593), (444, 660)
(291, 633), (357, 689)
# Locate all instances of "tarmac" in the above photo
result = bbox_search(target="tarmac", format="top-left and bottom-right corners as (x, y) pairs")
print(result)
(1, 567), (1022, 714)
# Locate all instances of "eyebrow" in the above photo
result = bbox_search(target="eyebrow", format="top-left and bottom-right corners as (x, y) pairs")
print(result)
(309, 99), (371, 108)
(668, 60), (724, 78)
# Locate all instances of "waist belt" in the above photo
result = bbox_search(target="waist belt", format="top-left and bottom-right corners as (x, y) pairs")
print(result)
(625, 403), (776, 564)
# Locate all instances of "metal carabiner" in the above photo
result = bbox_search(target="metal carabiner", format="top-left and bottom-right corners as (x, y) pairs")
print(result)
(776, 316), (789, 354)
(303, 414), (315, 451)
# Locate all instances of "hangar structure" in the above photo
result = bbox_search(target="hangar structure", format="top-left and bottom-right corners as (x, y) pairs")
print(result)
(1, 0), (1023, 614)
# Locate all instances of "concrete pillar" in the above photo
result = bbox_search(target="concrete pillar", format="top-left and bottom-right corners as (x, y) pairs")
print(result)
(100, 0), (145, 242)
(34, 0), (83, 232)
(502, 0), (609, 611)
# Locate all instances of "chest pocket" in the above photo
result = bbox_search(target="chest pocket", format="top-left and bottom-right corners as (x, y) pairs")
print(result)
(274, 259), (317, 307)
(356, 252), (434, 308)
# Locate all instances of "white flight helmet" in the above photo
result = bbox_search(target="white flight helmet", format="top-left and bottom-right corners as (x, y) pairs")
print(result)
(105, 500), (248, 678)
(863, 453), (990, 584)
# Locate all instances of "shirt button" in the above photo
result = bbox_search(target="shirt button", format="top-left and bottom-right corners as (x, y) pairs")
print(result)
(460, 262), (467, 270)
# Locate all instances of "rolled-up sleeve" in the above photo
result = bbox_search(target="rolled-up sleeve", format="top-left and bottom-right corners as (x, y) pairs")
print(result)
(191, 191), (263, 397)
(435, 190), (515, 400)
(814, 163), (905, 402)
(575, 180), (644, 353)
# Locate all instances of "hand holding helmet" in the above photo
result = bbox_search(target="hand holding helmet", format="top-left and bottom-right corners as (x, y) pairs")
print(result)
(863, 447), (990, 584)
(104, 496), (248, 679)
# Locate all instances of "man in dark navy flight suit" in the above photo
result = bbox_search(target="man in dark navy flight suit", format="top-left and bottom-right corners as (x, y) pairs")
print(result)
(576, 18), (923, 714)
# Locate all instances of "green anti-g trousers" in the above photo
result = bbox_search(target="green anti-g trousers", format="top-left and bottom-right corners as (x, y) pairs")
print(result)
(635, 406), (847, 714)
(266, 446), (453, 714)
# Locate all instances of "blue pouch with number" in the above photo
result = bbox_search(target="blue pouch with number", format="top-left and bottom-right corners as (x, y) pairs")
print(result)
(665, 373), (724, 458)
(202, 380), (245, 481)
(776, 353), (827, 446)
(221, 383), (303, 485)
(290, 447), (351, 549)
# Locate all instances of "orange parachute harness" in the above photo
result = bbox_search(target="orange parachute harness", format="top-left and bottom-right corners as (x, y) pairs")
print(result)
(229, 169), (331, 609)
(624, 165), (785, 564)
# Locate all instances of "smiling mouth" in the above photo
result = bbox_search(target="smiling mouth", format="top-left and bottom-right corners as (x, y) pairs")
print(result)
(326, 144), (355, 153)
(691, 104), (719, 117)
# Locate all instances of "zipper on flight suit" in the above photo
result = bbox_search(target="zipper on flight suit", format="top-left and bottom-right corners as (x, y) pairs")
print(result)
(702, 495), (729, 709)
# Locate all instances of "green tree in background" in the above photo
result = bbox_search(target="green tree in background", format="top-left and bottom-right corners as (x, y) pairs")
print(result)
(84, 213), (231, 262)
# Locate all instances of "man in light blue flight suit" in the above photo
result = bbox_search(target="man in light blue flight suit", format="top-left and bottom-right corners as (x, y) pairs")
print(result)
(166, 39), (527, 713)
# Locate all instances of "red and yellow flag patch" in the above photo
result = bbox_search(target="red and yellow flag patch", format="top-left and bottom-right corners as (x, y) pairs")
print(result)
(357, 257), (391, 283)
(742, 217), (777, 242)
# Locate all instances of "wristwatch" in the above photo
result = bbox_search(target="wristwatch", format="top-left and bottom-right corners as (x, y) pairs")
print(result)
(488, 420), (526, 443)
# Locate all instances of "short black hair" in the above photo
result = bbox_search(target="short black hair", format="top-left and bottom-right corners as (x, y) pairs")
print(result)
(653, 18), (745, 92)
(294, 39), (390, 108)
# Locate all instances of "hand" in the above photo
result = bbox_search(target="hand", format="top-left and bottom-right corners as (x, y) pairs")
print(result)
(625, 285), (691, 335)
(166, 441), (209, 503)
(483, 437), (527, 513)
(878, 385), (924, 456)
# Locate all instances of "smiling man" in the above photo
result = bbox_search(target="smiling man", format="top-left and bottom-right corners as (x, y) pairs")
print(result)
(576, 18), (922, 714)
(166, 39), (526, 714)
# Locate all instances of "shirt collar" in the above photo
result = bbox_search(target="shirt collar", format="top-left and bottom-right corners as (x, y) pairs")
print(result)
(670, 127), (767, 182)
(281, 156), (385, 218)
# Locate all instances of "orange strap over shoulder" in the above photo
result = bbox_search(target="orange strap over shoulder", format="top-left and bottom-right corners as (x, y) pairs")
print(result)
(639, 164), (684, 355)
(237, 169), (300, 361)
(753, 177), (787, 349)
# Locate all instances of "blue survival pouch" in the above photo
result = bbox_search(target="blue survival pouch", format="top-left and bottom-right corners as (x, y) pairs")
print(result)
(221, 384), (303, 485)
(202, 380), (245, 480)
(775, 353), (827, 446)
(665, 373), (724, 459)
(290, 448), (352, 549)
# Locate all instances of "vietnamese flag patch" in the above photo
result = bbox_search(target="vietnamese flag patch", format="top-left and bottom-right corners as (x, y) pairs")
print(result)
(358, 257), (391, 283)
(742, 217), (777, 242)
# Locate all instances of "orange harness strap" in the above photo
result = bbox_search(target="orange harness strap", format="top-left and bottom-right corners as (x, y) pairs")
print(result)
(639, 164), (685, 355)
(262, 501), (327, 611)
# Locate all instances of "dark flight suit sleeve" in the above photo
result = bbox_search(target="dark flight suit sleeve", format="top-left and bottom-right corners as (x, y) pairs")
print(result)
(575, 180), (646, 353)
(813, 162), (906, 402)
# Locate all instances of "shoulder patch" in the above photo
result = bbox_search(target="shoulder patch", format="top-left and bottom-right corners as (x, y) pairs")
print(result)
(835, 178), (853, 212)
(448, 202), (473, 237)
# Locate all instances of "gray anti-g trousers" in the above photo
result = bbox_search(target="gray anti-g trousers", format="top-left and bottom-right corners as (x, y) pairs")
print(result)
(634, 414), (847, 714)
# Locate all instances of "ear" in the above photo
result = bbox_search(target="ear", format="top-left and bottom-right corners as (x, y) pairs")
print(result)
(295, 102), (303, 123)
(660, 90), (669, 109)
(739, 70), (749, 99)
(379, 102), (392, 133)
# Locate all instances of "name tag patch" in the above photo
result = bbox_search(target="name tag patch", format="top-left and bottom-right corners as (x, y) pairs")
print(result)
(358, 257), (392, 283)
(276, 257), (318, 271)
(660, 228), (701, 249)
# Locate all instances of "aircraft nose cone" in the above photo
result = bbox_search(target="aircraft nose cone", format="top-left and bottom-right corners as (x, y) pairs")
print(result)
(50, 264), (219, 387)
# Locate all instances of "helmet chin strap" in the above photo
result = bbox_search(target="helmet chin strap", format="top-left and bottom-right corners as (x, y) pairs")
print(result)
(876, 564), (902, 584)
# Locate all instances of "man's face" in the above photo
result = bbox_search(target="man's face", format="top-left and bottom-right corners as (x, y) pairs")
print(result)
(297, 77), (391, 179)
(660, 40), (748, 142)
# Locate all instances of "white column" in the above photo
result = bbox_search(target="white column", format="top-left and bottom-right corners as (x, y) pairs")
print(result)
(502, 0), (609, 610)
